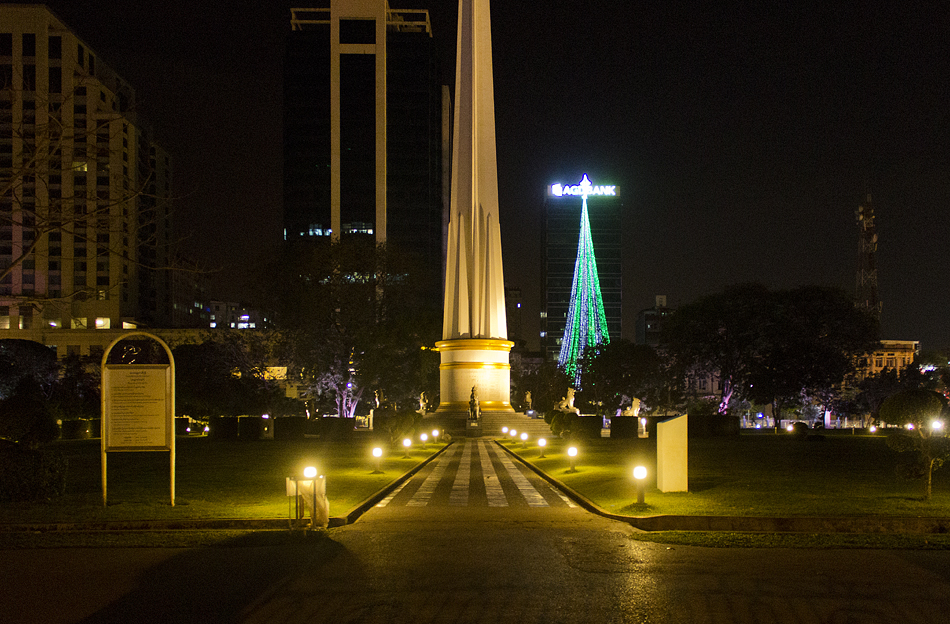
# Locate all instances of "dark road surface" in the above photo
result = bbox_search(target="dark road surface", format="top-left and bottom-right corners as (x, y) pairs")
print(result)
(3, 439), (950, 623)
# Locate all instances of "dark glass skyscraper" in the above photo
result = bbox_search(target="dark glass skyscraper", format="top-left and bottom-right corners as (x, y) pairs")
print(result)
(541, 175), (622, 363)
(283, 4), (445, 287)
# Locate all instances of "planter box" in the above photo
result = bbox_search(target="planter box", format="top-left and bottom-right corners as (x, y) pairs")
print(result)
(209, 416), (239, 439)
(238, 416), (264, 440)
(274, 416), (306, 440)
(610, 416), (640, 439)
(60, 419), (91, 440)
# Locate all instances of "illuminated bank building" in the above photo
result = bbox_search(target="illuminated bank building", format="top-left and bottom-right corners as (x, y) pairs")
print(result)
(283, 3), (446, 296)
(541, 175), (622, 380)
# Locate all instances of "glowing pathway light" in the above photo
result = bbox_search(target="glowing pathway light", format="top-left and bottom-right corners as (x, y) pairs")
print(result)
(550, 174), (614, 387)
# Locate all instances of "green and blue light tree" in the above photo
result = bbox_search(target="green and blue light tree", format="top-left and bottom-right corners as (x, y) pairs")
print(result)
(557, 177), (610, 387)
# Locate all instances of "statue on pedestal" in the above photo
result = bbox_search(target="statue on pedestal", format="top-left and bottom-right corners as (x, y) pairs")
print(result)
(555, 388), (581, 415)
(469, 386), (480, 420)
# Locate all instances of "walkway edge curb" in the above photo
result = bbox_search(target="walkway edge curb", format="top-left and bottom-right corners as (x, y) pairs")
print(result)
(330, 441), (455, 527)
(495, 440), (950, 534)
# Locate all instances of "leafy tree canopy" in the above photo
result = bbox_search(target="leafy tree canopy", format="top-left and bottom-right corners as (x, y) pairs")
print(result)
(661, 284), (879, 417)
(253, 238), (440, 416)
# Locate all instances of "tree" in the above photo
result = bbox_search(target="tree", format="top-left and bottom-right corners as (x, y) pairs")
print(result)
(173, 333), (287, 419)
(880, 389), (950, 500)
(517, 360), (571, 414)
(661, 283), (773, 414)
(661, 284), (879, 424)
(255, 238), (440, 418)
(52, 352), (100, 420)
(0, 338), (58, 400)
(744, 286), (879, 425)
(577, 339), (671, 415)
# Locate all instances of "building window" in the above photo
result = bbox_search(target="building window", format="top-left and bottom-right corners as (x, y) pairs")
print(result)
(0, 306), (9, 329)
(71, 317), (87, 329)
(48, 36), (61, 59)
(95, 317), (110, 329)
(18, 306), (33, 329)
(0, 34), (12, 56)
(49, 67), (63, 93)
(22, 64), (35, 91)
(21, 33), (36, 57)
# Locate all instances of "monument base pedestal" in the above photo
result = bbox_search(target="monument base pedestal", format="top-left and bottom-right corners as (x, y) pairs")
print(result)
(435, 338), (514, 423)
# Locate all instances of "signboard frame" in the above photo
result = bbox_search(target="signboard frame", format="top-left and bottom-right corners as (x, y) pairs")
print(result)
(101, 332), (176, 506)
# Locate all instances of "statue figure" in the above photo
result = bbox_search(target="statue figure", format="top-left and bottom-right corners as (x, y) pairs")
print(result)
(469, 386), (480, 420)
(525, 391), (533, 411)
(417, 392), (427, 416)
(554, 388), (581, 415)
(621, 398), (642, 417)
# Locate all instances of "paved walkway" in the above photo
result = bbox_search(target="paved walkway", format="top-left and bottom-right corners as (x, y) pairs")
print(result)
(377, 439), (576, 509)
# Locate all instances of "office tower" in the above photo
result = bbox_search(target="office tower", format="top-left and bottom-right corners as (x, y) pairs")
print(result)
(541, 174), (622, 364)
(0, 5), (173, 333)
(283, 3), (444, 288)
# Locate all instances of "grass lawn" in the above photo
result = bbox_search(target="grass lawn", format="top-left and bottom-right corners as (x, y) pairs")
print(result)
(502, 431), (950, 517)
(0, 434), (444, 525)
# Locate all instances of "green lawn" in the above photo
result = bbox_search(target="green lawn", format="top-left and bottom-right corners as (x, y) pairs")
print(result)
(0, 435), (444, 524)
(502, 431), (950, 517)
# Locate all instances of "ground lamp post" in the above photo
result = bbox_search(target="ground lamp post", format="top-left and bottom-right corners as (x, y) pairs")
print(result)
(538, 438), (547, 458)
(420, 432), (428, 449)
(432, 429), (440, 443)
(510, 429), (517, 443)
(502, 426), (509, 436)
(567, 446), (578, 473)
(303, 466), (317, 528)
(633, 465), (647, 504)
(402, 437), (412, 458)
(372, 447), (383, 473)
(520, 431), (528, 448)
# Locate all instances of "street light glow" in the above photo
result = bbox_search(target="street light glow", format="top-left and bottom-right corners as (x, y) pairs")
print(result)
(633, 466), (647, 480)
(372, 447), (383, 458)
(303, 466), (317, 479)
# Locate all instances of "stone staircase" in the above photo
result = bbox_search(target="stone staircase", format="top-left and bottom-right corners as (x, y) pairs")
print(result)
(478, 412), (551, 438)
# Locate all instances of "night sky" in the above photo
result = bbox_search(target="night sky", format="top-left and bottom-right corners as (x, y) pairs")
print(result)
(40, 1), (950, 350)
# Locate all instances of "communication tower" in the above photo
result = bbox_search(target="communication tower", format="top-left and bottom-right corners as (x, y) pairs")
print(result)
(855, 194), (882, 321)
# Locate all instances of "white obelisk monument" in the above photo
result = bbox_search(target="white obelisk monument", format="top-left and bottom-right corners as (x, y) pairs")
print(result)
(435, 0), (514, 425)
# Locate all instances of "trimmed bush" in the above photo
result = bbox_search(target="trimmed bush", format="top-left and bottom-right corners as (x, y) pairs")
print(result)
(610, 416), (639, 439)
(273, 416), (306, 440)
(320, 417), (355, 440)
(60, 419), (91, 440)
(238, 416), (264, 440)
(573, 416), (604, 439)
(0, 445), (67, 502)
(209, 416), (239, 439)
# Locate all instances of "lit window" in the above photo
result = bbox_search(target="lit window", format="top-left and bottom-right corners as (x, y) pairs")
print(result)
(71, 317), (87, 329)
(95, 317), (110, 329)
(209, 322), (217, 328)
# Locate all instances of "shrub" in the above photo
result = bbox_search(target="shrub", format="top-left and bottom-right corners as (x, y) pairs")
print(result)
(789, 422), (809, 438)
(0, 377), (59, 448)
(0, 444), (67, 502)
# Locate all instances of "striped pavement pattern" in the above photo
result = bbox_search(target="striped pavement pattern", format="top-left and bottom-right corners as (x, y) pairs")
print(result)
(377, 439), (576, 509)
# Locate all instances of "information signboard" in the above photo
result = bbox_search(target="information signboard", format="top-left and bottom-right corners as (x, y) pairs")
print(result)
(103, 365), (172, 451)
(101, 332), (176, 506)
